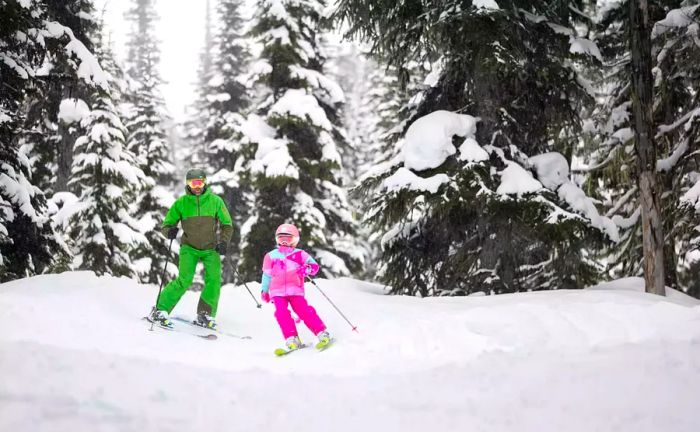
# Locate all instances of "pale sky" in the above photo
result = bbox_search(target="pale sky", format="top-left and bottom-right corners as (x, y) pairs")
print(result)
(95, 0), (207, 121)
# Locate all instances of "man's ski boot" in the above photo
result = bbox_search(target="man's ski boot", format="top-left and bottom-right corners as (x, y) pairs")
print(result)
(196, 312), (217, 329)
(315, 330), (332, 350)
(149, 307), (173, 328)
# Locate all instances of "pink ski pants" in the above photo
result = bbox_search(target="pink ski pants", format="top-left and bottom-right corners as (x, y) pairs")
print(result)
(272, 295), (326, 339)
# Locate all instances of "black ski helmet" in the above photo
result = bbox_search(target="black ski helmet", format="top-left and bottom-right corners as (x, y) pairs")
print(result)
(185, 168), (207, 181)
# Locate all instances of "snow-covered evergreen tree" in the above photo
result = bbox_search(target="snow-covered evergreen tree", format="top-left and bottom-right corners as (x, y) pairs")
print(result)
(123, 0), (177, 284)
(206, 0), (253, 280)
(20, 0), (100, 194)
(335, 0), (617, 295)
(0, 1), (109, 281)
(585, 1), (700, 297)
(325, 42), (424, 278)
(63, 32), (148, 278)
(237, 0), (361, 280)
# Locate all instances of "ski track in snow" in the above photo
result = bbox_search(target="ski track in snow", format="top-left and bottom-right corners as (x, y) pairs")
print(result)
(1, 272), (700, 432)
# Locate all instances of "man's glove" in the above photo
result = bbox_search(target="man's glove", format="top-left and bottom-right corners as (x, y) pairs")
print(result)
(166, 227), (178, 240)
(215, 242), (227, 255)
(261, 291), (270, 303)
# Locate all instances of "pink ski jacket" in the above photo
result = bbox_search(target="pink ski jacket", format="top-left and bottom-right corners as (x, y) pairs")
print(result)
(260, 246), (319, 298)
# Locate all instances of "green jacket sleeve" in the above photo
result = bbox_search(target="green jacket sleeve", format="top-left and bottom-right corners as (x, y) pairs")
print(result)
(217, 197), (233, 243)
(160, 199), (181, 236)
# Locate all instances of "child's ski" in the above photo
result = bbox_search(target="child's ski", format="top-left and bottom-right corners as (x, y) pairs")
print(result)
(274, 344), (308, 357)
(315, 338), (335, 351)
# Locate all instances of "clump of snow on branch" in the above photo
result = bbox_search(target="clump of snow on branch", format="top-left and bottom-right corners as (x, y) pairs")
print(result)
(496, 162), (543, 196)
(402, 110), (478, 171)
(651, 5), (700, 38)
(458, 137), (489, 163)
(241, 114), (299, 179)
(569, 37), (603, 62)
(473, 0), (500, 11)
(41, 21), (108, 89)
(290, 66), (345, 105)
(529, 152), (620, 242)
(58, 98), (89, 124)
(269, 89), (333, 131)
(681, 175), (700, 212)
(383, 168), (450, 194)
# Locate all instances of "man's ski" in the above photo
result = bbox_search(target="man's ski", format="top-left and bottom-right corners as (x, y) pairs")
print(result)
(142, 317), (218, 340)
(170, 316), (252, 340)
(274, 344), (308, 357)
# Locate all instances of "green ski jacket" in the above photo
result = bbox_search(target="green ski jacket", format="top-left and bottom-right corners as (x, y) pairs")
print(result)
(161, 188), (233, 250)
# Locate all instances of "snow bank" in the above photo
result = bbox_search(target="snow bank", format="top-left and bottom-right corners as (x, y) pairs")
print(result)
(586, 276), (699, 307)
(1, 273), (699, 432)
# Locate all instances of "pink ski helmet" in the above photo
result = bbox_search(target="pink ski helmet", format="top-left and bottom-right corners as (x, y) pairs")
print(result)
(275, 223), (300, 247)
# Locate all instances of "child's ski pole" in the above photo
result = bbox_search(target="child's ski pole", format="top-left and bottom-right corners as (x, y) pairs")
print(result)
(306, 277), (358, 333)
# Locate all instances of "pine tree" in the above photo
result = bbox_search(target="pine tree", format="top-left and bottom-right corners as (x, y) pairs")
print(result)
(237, 0), (360, 280)
(205, 0), (253, 281)
(335, 0), (617, 295)
(325, 43), (425, 278)
(585, 1), (700, 297)
(21, 0), (100, 194)
(123, 0), (177, 284)
(63, 29), (147, 277)
(0, 1), (95, 280)
(68, 89), (146, 277)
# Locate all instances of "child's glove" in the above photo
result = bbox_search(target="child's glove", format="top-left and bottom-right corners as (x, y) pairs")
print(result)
(296, 264), (314, 278)
(261, 291), (270, 303)
(300, 262), (319, 277)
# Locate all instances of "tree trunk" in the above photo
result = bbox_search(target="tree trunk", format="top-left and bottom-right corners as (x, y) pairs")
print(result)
(54, 87), (80, 193)
(629, 0), (665, 296)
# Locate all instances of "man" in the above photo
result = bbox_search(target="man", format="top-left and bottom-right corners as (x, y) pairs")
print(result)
(149, 168), (233, 329)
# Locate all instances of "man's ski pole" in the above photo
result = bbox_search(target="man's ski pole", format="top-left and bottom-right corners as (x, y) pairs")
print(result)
(306, 277), (358, 333)
(150, 237), (175, 331)
(231, 266), (262, 309)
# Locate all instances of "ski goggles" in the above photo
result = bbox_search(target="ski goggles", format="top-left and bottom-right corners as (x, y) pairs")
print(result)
(187, 178), (206, 188)
(276, 234), (298, 246)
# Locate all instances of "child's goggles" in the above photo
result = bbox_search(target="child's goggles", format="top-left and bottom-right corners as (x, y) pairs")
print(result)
(187, 178), (206, 188)
(276, 234), (297, 246)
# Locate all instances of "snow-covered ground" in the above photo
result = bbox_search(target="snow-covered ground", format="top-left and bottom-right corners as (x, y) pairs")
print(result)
(1, 272), (699, 432)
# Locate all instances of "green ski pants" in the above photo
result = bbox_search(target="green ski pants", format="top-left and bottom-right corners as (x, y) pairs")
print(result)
(157, 244), (222, 317)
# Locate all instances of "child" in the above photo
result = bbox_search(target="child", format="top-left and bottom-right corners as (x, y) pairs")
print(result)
(260, 223), (330, 350)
